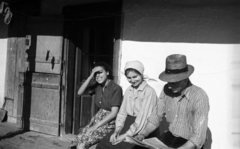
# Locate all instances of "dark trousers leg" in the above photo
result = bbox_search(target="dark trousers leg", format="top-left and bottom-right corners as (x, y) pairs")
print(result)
(160, 131), (187, 148)
(160, 131), (204, 149)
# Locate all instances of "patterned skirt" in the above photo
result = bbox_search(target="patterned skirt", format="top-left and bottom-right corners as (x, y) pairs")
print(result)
(69, 109), (115, 149)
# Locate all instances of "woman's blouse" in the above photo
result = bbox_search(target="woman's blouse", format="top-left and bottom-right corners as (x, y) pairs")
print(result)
(115, 81), (158, 137)
(90, 80), (123, 111)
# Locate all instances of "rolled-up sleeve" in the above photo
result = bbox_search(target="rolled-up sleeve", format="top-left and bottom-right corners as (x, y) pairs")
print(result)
(189, 89), (209, 148)
(148, 91), (165, 127)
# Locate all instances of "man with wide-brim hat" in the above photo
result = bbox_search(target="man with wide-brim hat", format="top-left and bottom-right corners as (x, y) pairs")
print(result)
(135, 54), (210, 149)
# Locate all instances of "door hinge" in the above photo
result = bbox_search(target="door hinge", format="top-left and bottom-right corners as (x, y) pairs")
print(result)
(61, 85), (65, 91)
(61, 60), (65, 76)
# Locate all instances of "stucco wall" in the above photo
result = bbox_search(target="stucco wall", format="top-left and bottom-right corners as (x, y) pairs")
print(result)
(0, 40), (7, 108)
(0, 15), (8, 108)
(120, 1), (240, 149)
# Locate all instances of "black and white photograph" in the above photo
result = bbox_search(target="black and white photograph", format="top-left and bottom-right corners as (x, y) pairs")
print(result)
(0, 0), (239, 149)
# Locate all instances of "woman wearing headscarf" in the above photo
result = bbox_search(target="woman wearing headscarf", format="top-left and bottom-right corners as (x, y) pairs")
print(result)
(96, 60), (159, 149)
(68, 62), (123, 149)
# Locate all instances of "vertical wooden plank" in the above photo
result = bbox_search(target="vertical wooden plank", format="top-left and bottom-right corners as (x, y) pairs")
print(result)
(73, 47), (82, 134)
(72, 47), (78, 132)
(64, 33), (76, 134)
(60, 38), (68, 136)
(80, 95), (93, 128)
(13, 38), (26, 123)
(17, 72), (24, 128)
(60, 37), (69, 136)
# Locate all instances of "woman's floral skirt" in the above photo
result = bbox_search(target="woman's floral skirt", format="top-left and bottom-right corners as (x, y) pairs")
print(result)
(68, 108), (115, 149)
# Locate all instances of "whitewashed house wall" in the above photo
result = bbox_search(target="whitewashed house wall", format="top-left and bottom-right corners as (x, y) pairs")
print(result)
(119, 1), (240, 149)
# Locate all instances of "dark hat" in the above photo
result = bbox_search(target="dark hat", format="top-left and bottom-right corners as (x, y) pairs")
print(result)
(159, 54), (194, 82)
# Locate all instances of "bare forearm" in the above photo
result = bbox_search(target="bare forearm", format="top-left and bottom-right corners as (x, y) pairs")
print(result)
(78, 77), (92, 95)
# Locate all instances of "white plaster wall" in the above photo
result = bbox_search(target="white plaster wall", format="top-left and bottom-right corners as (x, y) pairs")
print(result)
(120, 1), (240, 149)
(0, 39), (8, 108)
(120, 42), (240, 149)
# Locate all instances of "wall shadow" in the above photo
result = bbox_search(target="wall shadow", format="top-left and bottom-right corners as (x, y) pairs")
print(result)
(0, 130), (27, 141)
(122, 1), (240, 44)
(204, 128), (213, 149)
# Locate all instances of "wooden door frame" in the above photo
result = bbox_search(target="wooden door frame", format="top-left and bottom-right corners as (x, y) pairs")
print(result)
(60, 1), (123, 136)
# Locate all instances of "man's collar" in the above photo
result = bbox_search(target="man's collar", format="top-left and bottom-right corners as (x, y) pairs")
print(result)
(164, 80), (192, 99)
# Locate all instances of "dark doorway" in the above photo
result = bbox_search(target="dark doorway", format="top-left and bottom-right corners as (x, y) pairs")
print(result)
(62, 1), (122, 135)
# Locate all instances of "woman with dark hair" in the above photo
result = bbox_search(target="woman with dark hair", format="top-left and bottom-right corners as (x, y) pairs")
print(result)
(68, 62), (123, 149)
(96, 60), (159, 149)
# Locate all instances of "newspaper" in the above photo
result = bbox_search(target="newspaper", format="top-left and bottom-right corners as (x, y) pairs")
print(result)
(125, 136), (168, 149)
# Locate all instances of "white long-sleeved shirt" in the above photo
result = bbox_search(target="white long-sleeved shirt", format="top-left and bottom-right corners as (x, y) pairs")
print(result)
(115, 81), (159, 136)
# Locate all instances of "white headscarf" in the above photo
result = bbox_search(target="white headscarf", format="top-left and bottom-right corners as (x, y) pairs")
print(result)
(124, 60), (157, 82)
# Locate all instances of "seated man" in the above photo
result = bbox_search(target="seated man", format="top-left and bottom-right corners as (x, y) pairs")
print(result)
(135, 54), (210, 149)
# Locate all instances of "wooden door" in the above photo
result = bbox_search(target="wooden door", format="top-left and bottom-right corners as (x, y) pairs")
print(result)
(63, 1), (122, 135)
(64, 25), (109, 135)
(18, 17), (64, 136)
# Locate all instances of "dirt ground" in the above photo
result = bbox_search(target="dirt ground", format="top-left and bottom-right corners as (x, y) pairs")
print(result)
(0, 122), (71, 149)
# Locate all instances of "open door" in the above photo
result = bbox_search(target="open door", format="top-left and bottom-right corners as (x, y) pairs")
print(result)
(62, 1), (122, 135)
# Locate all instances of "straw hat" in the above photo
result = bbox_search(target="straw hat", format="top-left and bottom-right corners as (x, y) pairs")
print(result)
(159, 54), (194, 82)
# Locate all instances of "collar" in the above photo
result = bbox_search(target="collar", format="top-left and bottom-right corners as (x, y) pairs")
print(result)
(101, 79), (112, 91)
(164, 80), (192, 100)
(129, 81), (148, 91)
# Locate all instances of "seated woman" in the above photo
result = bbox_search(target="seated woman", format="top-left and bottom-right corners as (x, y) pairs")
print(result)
(96, 60), (160, 149)
(68, 62), (123, 149)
